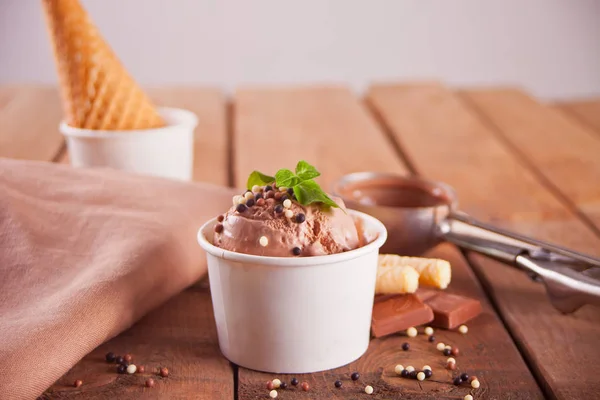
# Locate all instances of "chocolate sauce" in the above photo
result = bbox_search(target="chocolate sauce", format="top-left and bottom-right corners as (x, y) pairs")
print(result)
(339, 177), (451, 208)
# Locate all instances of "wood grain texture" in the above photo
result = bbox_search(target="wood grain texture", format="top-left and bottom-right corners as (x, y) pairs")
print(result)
(0, 86), (64, 161)
(462, 89), (600, 230)
(557, 98), (600, 134)
(234, 86), (542, 399)
(234, 86), (408, 189)
(368, 83), (600, 400)
(40, 88), (234, 399)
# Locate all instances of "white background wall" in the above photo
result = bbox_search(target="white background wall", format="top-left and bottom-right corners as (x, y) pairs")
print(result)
(1, 0), (599, 100)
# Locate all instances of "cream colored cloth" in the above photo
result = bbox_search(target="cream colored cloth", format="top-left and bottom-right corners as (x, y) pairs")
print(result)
(0, 158), (234, 399)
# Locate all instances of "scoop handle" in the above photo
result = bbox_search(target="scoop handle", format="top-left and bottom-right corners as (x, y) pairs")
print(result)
(438, 212), (600, 313)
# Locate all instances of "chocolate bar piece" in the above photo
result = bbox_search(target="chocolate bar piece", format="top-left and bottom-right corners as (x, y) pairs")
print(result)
(422, 291), (482, 329)
(371, 294), (434, 338)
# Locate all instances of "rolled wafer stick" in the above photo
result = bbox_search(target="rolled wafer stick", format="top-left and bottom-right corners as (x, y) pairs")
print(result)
(375, 262), (419, 295)
(378, 254), (451, 289)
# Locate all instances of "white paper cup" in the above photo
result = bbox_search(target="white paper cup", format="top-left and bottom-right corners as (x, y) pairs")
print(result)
(197, 210), (387, 373)
(59, 107), (198, 181)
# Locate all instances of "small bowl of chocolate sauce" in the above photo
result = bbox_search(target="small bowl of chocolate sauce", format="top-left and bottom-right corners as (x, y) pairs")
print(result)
(332, 172), (457, 255)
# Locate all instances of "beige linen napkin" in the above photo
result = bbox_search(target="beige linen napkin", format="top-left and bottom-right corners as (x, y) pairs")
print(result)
(0, 158), (234, 399)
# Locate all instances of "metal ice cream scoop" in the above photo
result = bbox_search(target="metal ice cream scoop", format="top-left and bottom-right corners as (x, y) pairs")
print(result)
(332, 172), (600, 313)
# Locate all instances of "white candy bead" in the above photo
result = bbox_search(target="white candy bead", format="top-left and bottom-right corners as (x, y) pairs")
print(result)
(244, 192), (254, 200)
(364, 385), (374, 395)
(422, 365), (432, 371)
(444, 345), (452, 351)
(436, 343), (446, 351)
(394, 365), (404, 375)
(251, 185), (261, 193)
(283, 199), (292, 208)
(459, 324), (469, 334)
(271, 379), (281, 388)
(284, 209), (294, 218)
(464, 395), (473, 400)
(269, 389), (278, 398)
(259, 236), (269, 247)
(416, 372), (425, 381)
(424, 326), (434, 336)
(446, 357), (456, 364)
(471, 379), (480, 389)
(232, 195), (242, 206)
(406, 327), (418, 337)
(405, 366), (415, 372)
(126, 364), (137, 374)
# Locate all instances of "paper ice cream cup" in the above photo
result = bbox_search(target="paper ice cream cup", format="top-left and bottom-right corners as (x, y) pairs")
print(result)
(59, 107), (198, 181)
(197, 209), (387, 373)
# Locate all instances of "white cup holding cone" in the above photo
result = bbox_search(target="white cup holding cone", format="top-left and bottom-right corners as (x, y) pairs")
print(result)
(60, 107), (198, 181)
(197, 209), (388, 373)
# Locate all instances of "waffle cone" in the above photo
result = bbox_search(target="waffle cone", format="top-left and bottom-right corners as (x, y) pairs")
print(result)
(42, 0), (164, 130)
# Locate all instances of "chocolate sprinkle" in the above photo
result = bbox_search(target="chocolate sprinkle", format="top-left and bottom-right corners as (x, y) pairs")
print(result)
(236, 204), (247, 213)
(295, 213), (306, 223)
(274, 205), (284, 214)
(292, 247), (302, 256)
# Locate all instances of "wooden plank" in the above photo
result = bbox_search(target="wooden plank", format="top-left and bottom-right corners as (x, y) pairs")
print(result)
(557, 99), (600, 134)
(0, 87), (18, 111)
(43, 88), (234, 399)
(234, 86), (542, 399)
(0, 86), (64, 161)
(368, 83), (600, 400)
(462, 89), (600, 231)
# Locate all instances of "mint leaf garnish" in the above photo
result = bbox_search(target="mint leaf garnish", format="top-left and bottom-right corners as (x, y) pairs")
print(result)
(295, 160), (320, 181)
(293, 179), (339, 208)
(245, 160), (340, 208)
(247, 171), (275, 190)
(275, 169), (300, 188)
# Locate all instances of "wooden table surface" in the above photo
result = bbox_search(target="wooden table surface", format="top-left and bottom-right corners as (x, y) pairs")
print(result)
(1, 84), (599, 400)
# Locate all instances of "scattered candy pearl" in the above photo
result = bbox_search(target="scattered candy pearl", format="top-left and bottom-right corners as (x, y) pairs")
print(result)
(232, 195), (242, 206)
(145, 378), (155, 388)
(436, 342), (446, 351)
(259, 236), (269, 247)
(214, 224), (224, 233)
(272, 379), (281, 389)
(137, 365), (145, 373)
(274, 205), (283, 214)
(460, 373), (469, 382)
(291, 378), (299, 386)
(117, 365), (127, 374)
(443, 348), (452, 356)
(459, 325), (469, 334)
(251, 185), (261, 193)
(351, 372), (360, 381)
(124, 354), (133, 363)
(424, 369), (433, 378)
(428, 335), (436, 342)
(266, 381), (275, 390)
(446, 362), (457, 370)
(444, 345), (452, 350)
(416, 372), (426, 381)
(424, 326), (434, 336)
(217, 215), (224, 222)
(257, 198), (266, 206)
(105, 352), (116, 363)
(422, 365), (432, 371)
(334, 380), (342, 388)
(127, 364), (137, 374)
(269, 389), (278, 398)
(471, 379), (480, 389)
(236, 204), (247, 213)
(159, 367), (169, 377)
(284, 209), (294, 218)
(464, 395), (473, 400)
(279, 186), (288, 192)
(451, 346), (460, 356)
(295, 213), (306, 223)
(301, 382), (310, 391)
(394, 365), (404, 375)
(453, 377), (462, 385)
(469, 376), (478, 383)
(283, 199), (292, 208)
(292, 247), (301, 256)
(406, 327), (418, 337)
(365, 385), (374, 395)
(405, 366), (415, 373)
(401, 342), (410, 351)
(244, 192), (254, 200)
(447, 357), (456, 364)
(74, 380), (83, 388)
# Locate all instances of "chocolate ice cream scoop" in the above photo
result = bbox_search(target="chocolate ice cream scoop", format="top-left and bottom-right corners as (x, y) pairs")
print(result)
(214, 190), (359, 257)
